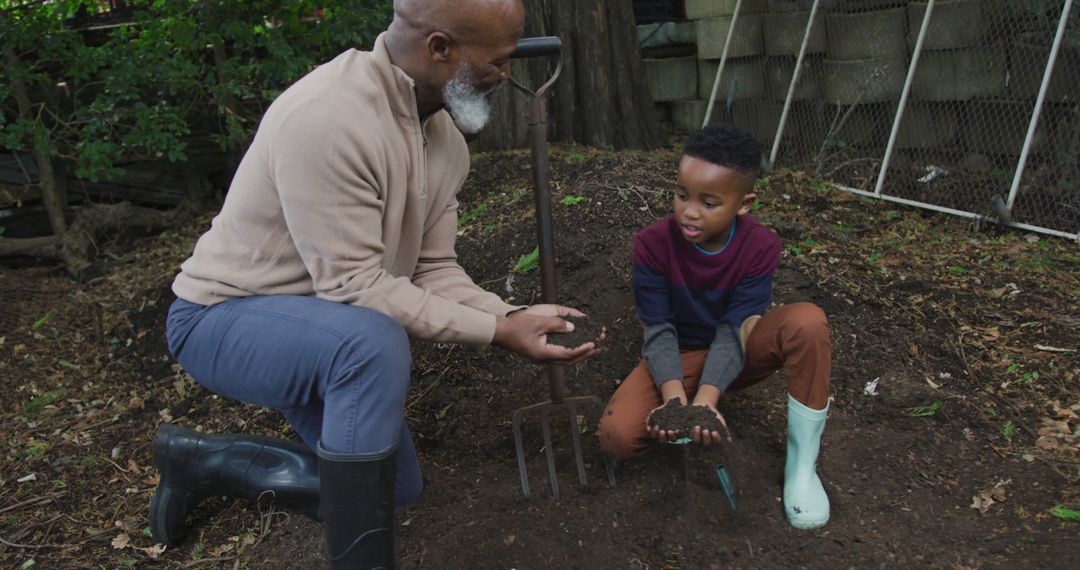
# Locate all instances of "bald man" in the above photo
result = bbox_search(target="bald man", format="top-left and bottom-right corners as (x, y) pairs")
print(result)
(149, 1), (595, 567)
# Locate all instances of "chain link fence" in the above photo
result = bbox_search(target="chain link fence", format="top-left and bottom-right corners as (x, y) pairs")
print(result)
(649, 0), (1079, 239)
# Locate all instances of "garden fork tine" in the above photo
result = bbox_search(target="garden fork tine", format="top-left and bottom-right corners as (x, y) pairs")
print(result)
(512, 366), (609, 498)
(508, 38), (616, 498)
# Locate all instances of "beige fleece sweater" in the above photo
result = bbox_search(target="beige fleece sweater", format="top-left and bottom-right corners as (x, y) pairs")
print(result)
(172, 34), (517, 345)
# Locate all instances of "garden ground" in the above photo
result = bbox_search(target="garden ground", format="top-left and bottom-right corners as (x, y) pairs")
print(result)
(1, 145), (1077, 568)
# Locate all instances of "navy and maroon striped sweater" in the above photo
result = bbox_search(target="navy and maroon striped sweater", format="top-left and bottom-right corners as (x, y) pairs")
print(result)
(631, 214), (781, 389)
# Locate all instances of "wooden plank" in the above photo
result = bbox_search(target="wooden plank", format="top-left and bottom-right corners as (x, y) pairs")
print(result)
(0, 235), (59, 258)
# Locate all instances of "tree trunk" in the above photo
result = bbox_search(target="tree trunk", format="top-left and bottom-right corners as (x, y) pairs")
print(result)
(2, 43), (67, 236)
(473, 0), (663, 151)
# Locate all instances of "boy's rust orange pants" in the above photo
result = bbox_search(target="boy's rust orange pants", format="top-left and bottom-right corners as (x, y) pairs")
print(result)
(596, 302), (831, 460)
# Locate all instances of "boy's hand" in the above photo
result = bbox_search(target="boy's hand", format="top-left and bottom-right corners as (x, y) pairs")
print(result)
(649, 423), (681, 443)
(647, 382), (687, 443)
(690, 402), (732, 447)
(493, 304), (596, 365)
(691, 384), (731, 447)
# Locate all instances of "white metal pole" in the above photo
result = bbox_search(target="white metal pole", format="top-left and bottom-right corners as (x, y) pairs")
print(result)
(1006, 0), (1074, 213)
(768, 0), (822, 170)
(830, 182), (1078, 241)
(873, 0), (935, 197)
(702, 0), (743, 128)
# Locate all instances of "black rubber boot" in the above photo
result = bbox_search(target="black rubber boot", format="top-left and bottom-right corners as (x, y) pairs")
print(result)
(318, 442), (396, 570)
(149, 423), (320, 547)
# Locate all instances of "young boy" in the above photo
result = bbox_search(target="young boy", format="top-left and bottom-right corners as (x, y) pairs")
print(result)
(596, 124), (832, 529)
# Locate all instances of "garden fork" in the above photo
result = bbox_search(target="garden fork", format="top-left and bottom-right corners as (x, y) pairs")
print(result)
(508, 37), (616, 498)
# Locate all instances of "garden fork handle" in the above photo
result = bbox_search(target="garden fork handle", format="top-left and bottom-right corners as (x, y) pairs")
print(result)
(511, 36), (562, 59)
(526, 90), (569, 405)
(527, 93), (558, 307)
(507, 39), (567, 404)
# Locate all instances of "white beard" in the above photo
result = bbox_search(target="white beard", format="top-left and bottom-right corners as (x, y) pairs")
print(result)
(442, 62), (493, 134)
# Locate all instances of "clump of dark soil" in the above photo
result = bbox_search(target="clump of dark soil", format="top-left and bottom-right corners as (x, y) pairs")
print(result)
(647, 398), (728, 436)
(545, 316), (607, 348)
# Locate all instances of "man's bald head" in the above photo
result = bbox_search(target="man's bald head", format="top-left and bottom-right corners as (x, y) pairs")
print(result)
(391, 0), (524, 46)
(385, 0), (525, 121)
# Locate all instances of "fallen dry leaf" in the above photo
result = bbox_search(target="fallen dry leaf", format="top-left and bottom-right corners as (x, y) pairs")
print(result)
(1036, 435), (1061, 451)
(971, 493), (994, 513)
(1050, 401), (1079, 420)
(971, 479), (1011, 514)
(140, 544), (165, 559)
(111, 533), (131, 549)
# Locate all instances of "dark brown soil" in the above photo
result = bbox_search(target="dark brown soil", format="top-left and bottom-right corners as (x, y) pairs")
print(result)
(647, 398), (729, 437)
(546, 316), (607, 348)
(1, 146), (1078, 569)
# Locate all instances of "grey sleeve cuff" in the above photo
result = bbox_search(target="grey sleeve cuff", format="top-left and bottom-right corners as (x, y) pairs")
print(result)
(700, 323), (745, 392)
(642, 322), (683, 388)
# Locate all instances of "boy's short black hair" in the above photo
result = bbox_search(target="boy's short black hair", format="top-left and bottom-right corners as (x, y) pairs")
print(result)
(683, 124), (763, 177)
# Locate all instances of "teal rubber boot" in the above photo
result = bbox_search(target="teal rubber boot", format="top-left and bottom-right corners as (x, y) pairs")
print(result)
(783, 394), (830, 529)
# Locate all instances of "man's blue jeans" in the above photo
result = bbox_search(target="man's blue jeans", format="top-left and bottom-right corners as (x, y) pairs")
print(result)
(165, 295), (422, 504)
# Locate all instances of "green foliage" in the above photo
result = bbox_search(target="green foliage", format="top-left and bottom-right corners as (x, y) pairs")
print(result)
(910, 400), (943, 417)
(788, 237), (816, 258)
(1002, 420), (1016, 441)
(458, 203), (487, 226)
(31, 313), (50, 329)
(513, 247), (540, 275)
(23, 389), (65, 414)
(0, 1), (391, 184)
(26, 441), (47, 458)
(824, 133), (847, 150)
(1049, 505), (1080, 522)
(561, 195), (586, 206)
(509, 186), (530, 202)
(129, 0), (391, 153)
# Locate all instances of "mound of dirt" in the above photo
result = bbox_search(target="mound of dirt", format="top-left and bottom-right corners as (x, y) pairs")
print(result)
(647, 398), (728, 436)
(2, 147), (1077, 569)
(545, 316), (607, 348)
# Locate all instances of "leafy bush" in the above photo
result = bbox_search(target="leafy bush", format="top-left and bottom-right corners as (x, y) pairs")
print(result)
(0, 0), (391, 185)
